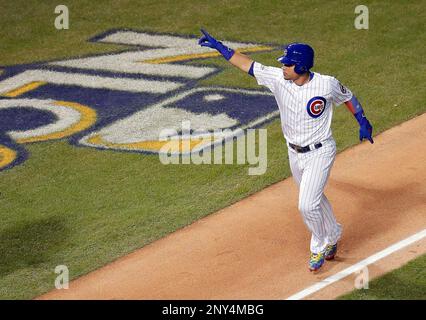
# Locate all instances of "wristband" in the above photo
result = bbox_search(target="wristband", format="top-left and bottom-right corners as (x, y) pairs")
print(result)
(346, 95), (366, 126)
(248, 62), (255, 77)
(216, 41), (235, 61)
(354, 111), (367, 126)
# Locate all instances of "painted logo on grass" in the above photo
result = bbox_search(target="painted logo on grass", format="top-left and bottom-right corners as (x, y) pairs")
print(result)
(0, 29), (277, 171)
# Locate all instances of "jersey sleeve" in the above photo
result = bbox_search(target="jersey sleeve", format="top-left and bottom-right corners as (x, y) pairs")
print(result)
(253, 62), (282, 93)
(330, 77), (353, 106)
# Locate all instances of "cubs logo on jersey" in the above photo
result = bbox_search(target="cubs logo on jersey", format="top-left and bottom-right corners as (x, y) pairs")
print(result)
(306, 96), (327, 118)
(0, 29), (277, 171)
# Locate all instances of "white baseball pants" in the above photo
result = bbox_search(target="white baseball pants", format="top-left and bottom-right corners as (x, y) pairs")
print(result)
(288, 138), (342, 254)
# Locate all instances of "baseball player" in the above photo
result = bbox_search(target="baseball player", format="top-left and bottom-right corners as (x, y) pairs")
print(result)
(198, 29), (374, 271)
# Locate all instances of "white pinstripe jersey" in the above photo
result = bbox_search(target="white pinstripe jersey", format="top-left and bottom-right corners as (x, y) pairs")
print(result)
(253, 62), (353, 147)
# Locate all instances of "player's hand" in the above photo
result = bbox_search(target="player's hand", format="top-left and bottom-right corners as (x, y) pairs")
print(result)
(198, 29), (219, 49)
(359, 117), (374, 144)
(198, 29), (235, 61)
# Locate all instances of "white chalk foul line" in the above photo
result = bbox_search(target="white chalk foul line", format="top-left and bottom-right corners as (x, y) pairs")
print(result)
(286, 228), (426, 300)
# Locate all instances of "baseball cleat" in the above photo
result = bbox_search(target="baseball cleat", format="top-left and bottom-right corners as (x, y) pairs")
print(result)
(309, 252), (325, 272)
(324, 243), (338, 260)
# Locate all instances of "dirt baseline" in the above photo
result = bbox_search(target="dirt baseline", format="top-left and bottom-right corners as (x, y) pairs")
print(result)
(39, 114), (426, 300)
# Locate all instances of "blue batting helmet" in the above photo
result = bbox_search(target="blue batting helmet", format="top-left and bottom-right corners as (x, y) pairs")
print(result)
(277, 43), (314, 75)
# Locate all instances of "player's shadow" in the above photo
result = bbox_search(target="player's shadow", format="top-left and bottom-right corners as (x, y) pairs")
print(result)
(328, 179), (424, 252)
(0, 216), (68, 277)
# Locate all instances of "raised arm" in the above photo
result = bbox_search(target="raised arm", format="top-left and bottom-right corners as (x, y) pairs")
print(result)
(229, 52), (254, 74)
(198, 29), (254, 75)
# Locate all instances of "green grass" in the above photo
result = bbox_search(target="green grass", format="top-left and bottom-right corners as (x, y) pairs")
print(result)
(339, 254), (426, 300)
(0, 0), (425, 299)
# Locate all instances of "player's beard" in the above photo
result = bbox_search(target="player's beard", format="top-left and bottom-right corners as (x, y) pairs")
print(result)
(283, 69), (295, 80)
(283, 72), (293, 80)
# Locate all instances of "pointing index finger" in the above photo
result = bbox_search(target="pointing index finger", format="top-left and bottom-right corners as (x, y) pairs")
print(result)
(200, 28), (210, 38)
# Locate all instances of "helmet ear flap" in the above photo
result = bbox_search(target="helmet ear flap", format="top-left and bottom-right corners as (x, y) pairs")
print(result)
(295, 64), (306, 75)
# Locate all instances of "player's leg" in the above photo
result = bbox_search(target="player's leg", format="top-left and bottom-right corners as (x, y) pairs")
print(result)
(317, 138), (342, 258)
(288, 148), (303, 186)
(298, 144), (336, 255)
(289, 144), (337, 270)
(320, 195), (342, 247)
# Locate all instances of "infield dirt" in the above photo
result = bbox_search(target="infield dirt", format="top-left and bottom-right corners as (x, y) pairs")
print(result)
(38, 113), (426, 300)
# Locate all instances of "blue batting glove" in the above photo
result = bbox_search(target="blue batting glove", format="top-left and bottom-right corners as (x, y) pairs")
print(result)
(356, 114), (374, 144)
(198, 29), (235, 60)
(198, 29), (219, 49)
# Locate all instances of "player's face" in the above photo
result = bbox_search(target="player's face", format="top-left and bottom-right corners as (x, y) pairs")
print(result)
(282, 64), (297, 80)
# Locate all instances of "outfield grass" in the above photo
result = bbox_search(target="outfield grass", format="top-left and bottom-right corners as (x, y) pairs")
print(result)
(0, 0), (425, 299)
(339, 254), (426, 300)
